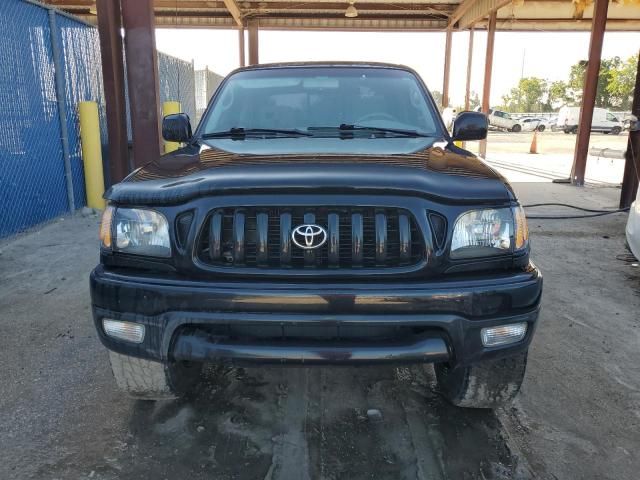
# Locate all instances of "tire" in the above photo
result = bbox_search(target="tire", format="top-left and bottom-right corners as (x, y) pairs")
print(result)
(108, 351), (202, 400)
(611, 126), (622, 135)
(536, 125), (546, 132)
(435, 351), (528, 409)
(511, 124), (522, 133)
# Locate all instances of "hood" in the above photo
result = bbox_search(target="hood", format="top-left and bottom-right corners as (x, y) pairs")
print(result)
(105, 144), (514, 206)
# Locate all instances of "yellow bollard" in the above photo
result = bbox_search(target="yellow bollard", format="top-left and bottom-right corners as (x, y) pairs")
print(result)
(78, 101), (105, 210)
(163, 101), (182, 153)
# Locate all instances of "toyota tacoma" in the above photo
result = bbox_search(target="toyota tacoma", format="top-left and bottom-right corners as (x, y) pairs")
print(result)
(91, 62), (542, 408)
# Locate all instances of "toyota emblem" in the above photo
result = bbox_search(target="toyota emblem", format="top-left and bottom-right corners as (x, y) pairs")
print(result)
(291, 224), (327, 250)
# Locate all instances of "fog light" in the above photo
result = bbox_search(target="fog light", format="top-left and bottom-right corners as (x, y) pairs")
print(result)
(481, 323), (527, 347)
(103, 319), (145, 343)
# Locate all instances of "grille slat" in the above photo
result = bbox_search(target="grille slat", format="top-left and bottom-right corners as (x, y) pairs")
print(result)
(198, 206), (424, 272)
(399, 213), (410, 264)
(256, 212), (269, 266)
(208, 211), (222, 261)
(328, 213), (339, 267)
(232, 210), (245, 264)
(375, 212), (387, 266)
(352, 213), (363, 267)
(303, 212), (316, 267)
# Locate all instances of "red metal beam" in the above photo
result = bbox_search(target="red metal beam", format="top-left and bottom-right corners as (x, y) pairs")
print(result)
(239, 27), (246, 67)
(248, 21), (259, 65)
(442, 27), (452, 108)
(121, 0), (162, 167)
(96, 0), (129, 184)
(464, 27), (474, 111)
(620, 50), (640, 209)
(570, 0), (608, 186)
(479, 10), (496, 158)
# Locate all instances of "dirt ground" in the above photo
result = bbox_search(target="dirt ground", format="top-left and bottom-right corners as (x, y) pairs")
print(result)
(1, 181), (639, 480)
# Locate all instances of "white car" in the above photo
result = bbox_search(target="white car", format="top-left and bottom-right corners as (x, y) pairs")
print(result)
(487, 109), (522, 132)
(521, 117), (550, 132)
(626, 187), (640, 261)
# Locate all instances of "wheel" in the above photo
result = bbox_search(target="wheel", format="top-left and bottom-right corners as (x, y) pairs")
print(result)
(563, 128), (570, 134)
(435, 351), (528, 409)
(511, 124), (522, 133)
(108, 351), (202, 400)
(536, 125), (546, 132)
(611, 126), (622, 135)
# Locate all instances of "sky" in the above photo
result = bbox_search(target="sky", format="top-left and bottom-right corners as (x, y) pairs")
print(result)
(155, 29), (640, 107)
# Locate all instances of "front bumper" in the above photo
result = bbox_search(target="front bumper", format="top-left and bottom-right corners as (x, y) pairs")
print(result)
(90, 265), (542, 367)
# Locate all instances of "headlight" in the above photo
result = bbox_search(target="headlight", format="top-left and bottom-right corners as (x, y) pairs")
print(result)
(451, 207), (523, 259)
(100, 207), (171, 257)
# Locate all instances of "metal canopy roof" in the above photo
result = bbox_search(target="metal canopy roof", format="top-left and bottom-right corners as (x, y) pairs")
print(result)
(42, 0), (640, 31)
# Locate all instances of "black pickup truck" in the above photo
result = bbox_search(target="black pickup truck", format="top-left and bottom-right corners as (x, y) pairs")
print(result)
(91, 62), (542, 409)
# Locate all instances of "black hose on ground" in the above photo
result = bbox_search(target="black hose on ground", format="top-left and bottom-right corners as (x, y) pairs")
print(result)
(522, 202), (630, 220)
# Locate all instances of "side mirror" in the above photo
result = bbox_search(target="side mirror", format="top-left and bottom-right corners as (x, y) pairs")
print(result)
(162, 113), (192, 143)
(452, 111), (488, 141)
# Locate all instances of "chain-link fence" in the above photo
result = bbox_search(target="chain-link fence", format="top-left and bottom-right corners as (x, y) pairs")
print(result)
(0, 0), (203, 238)
(158, 52), (196, 125)
(195, 68), (224, 126)
(0, 0), (106, 238)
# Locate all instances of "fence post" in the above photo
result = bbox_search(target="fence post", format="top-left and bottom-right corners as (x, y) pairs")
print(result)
(48, 10), (76, 212)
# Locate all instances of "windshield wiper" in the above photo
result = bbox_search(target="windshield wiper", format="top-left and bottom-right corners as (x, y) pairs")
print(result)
(308, 124), (430, 138)
(201, 127), (312, 139)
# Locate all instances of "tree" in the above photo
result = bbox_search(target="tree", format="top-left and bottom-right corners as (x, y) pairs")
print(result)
(547, 80), (572, 108)
(567, 57), (631, 109)
(501, 77), (547, 112)
(608, 54), (638, 110)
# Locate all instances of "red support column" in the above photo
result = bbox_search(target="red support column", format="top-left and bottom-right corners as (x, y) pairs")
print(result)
(248, 21), (259, 66)
(619, 51), (640, 209)
(479, 12), (496, 158)
(121, 0), (162, 167)
(464, 27), (474, 111)
(570, 0), (609, 186)
(238, 27), (246, 67)
(442, 27), (453, 109)
(96, 0), (129, 184)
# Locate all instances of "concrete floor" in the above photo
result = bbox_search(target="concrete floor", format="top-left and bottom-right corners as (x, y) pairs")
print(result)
(1, 182), (638, 480)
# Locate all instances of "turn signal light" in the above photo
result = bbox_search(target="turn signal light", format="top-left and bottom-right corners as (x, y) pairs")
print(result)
(103, 319), (145, 343)
(481, 323), (527, 347)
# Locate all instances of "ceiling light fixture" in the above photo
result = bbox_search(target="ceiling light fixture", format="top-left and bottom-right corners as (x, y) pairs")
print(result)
(345, 0), (358, 18)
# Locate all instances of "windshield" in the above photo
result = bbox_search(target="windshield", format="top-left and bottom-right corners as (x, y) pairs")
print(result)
(200, 67), (441, 137)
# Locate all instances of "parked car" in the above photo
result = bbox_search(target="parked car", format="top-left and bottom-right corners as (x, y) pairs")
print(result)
(91, 62), (542, 409)
(521, 117), (550, 132)
(487, 109), (523, 132)
(557, 106), (623, 134)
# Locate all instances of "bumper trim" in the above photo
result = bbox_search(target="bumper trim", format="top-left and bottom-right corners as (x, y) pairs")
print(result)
(172, 331), (450, 365)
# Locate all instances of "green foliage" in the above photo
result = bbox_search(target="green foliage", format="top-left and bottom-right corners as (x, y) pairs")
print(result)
(501, 77), (548, 112)
(501, 54), (638, 112)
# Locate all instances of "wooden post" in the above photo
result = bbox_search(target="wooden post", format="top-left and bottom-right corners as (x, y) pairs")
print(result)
(248, 21), (259, 66)
(239, 27), (246, 67)
(96, 0), (129, 183)
(442, 27), (453, 109)
(619, 50), (640, 209)
(121, 0), (162, 167)
(479, 12), (497, 158)
(570, 0), (609, 186)
(464, 27), (474, 111)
